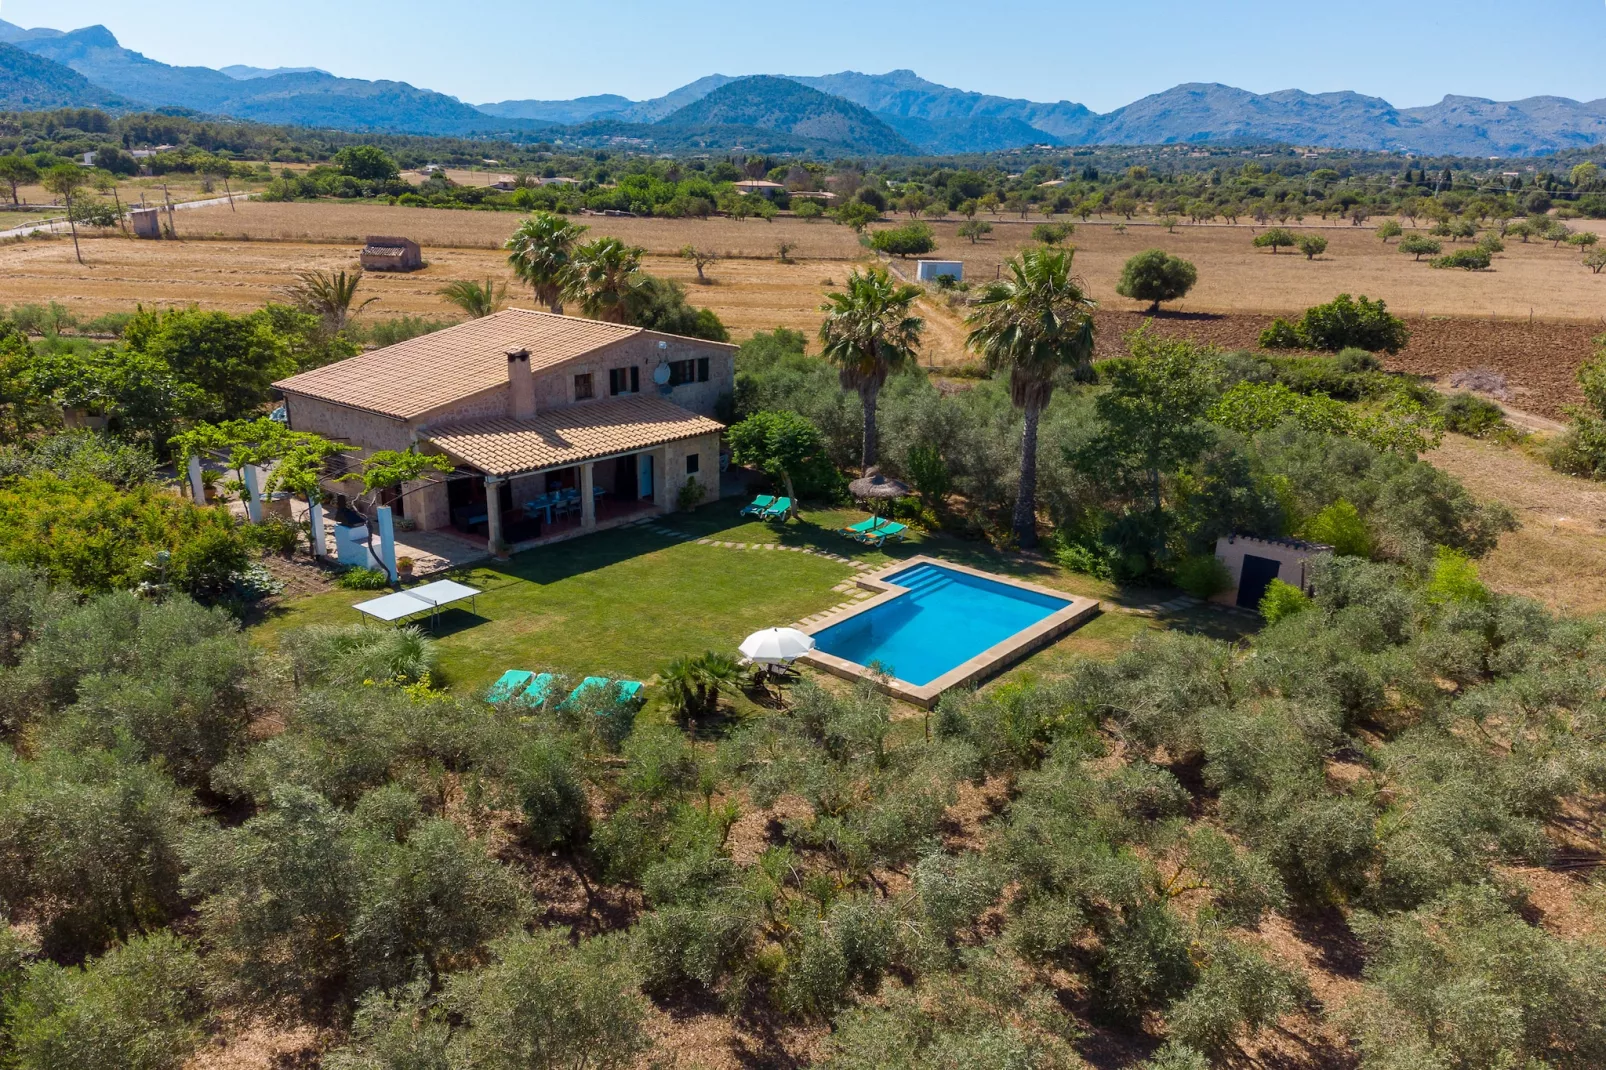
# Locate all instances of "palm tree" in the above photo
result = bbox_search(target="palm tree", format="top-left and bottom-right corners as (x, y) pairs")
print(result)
(964, 247), (1097, 549)
(817, 266), (924, 470)
(569, 237), (643, 324)
(661, 651), (741, 722)
(439, 278), (507, 319)
(283, 268), (376, 334)
(505, 211), (588, 314)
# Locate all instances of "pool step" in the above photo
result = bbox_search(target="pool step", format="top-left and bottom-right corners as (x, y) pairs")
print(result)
(890, 565), (957, 596)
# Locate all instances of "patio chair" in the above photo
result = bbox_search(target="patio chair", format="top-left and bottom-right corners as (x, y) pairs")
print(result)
(486, 669), (535, 704)
(761, 497), (793, 521)
(559, 676), (645, 711)
(741, 494), (776, 516)
(861, 521), (908, 548)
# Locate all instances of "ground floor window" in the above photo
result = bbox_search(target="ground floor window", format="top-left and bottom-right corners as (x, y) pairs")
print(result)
(685, 452), (700, 475)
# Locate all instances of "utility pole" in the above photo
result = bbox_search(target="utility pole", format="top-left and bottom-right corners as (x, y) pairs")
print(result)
(161, 183), (177, 238)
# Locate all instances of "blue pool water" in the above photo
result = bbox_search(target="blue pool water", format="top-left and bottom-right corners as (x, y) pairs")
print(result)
(813, 563), (1070, 686)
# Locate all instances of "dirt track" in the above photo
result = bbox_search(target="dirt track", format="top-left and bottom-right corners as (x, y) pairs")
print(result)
(1090, 310), (1603, 420)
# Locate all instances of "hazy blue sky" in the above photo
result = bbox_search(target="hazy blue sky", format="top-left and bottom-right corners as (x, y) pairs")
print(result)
(6, 0), (1606, 112)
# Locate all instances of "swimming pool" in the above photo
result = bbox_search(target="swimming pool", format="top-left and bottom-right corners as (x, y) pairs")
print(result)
(810, 561), (1077, 689)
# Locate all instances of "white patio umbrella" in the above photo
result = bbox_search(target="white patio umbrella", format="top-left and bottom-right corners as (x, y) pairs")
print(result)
(739, 627), (816, 665)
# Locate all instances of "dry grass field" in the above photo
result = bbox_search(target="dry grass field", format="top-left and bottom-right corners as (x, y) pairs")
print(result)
(1426, 435), (1606, 615)
(172, 200), (870, 259)
(165, 200), (1606, 320)
(8, 171), (278, 212)
(0, 235), (858, 340)
(3, 199), (1602, 404)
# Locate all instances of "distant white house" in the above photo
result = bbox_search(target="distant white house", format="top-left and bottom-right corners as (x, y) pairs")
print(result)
(733, 179), (786, 199)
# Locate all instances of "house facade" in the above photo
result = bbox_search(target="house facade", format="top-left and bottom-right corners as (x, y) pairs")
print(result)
(275, 309), (735, 550)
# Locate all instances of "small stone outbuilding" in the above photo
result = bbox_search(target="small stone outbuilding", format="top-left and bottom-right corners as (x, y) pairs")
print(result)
(1213, 534), (1332, 609)
(360, 236), (423, 273)
(130, 208), (163, 239)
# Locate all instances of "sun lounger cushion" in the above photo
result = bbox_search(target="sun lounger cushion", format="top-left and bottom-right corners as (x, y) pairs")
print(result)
(486, 669), (534, 703)
(741, 495), (776, 515)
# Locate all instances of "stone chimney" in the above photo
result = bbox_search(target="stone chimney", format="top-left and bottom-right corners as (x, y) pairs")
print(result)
(506, 348), (535, 419)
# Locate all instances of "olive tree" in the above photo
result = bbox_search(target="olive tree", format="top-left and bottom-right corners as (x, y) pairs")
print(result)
(1251, 227), (1297, 254)
(1115, 249), (1198, 312)
(5, 931), (206, 1070)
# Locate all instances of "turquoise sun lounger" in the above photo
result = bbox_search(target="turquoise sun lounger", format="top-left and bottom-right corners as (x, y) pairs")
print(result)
(741, 495), (776, 516)
(841, 517), (883, 538)
(761, 497), (793, 521)
(862, 521), (908, 548)
(560, 676), (645, 711)
(486, 669), (535, 704)
(517, 672), (557, 708)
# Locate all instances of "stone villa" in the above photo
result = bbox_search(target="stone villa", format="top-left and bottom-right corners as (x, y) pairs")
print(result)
(274, 309), (735, 550)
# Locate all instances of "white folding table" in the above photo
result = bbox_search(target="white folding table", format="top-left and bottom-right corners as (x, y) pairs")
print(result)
(352, 580), (481, 628)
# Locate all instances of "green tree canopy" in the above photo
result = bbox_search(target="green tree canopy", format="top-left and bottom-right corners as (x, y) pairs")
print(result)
(333, 145), (400, 182)
(727, 410), (840, 504)
(1115, 249), (1199, 312)
(1251, 227), (1297, 253)
(123, 307), (295, 421)
(867, 222), (936, 258)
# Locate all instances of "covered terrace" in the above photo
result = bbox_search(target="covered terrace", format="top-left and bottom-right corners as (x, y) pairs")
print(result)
(421, 394), (724, 552)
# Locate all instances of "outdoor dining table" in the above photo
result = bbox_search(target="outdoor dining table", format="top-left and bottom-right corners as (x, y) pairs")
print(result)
(525, 494), (558, 524)
(526, 488), (605, 523)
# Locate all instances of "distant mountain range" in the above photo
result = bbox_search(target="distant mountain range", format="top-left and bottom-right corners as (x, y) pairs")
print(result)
(0, 41), (131, 111)
(219, 64), (330, 81)
(5, 18), (1606, 157)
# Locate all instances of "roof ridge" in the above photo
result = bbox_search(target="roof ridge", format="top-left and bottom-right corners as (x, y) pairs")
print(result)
(274, 310), (654, 420)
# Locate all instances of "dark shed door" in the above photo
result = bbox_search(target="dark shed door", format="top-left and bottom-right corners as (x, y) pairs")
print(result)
(1236, 555), (1282, 608)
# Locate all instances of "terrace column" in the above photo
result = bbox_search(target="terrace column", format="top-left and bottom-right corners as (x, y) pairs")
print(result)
(186, 455), (205, 505)
(652, 447), (672, 511)
(485, 476), (505, 553)
(308, 501), (328, 558)
(580, 463), (596, 530)
(376, 506), (398, 582)
(242, 464), (263, 523)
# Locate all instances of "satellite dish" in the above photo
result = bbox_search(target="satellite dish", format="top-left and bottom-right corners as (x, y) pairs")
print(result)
(651, 363), (672, 386)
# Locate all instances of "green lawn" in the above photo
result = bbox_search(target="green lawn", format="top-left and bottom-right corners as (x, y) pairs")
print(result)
(250, 498), (1257, 699)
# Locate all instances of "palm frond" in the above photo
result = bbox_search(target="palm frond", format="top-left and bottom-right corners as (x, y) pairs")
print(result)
(439, 278), (508, 319)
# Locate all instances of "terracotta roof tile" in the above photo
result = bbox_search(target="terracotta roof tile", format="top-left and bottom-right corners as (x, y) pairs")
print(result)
(274, 309), (642, 420)
(424, 395), (723, 476)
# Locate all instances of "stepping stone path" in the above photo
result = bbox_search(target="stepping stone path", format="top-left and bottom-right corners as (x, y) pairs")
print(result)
(640, 523), (869, 571)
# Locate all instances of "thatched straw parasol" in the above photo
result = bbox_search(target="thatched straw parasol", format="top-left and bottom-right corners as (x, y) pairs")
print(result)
(848, 468), (912, 515)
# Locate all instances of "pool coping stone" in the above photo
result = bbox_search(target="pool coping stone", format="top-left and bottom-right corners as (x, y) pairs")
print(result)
(795, 555), (1101, 709)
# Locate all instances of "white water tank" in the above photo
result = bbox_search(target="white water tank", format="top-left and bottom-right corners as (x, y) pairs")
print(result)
(916, 260), (964, 283)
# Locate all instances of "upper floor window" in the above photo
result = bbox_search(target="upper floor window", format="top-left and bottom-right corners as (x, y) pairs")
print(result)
(573, 373), (594, 401)
(609, 366), (640, 396)
(668, 358), (713, 387)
